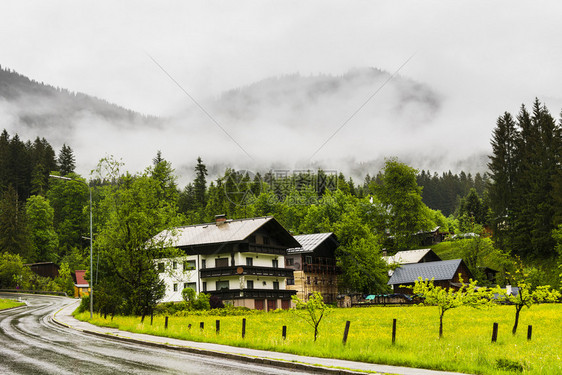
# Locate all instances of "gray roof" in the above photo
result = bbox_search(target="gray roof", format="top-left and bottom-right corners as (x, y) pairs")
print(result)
(387, 259), (463, 285)
(156, 217), (286, 248)
(287, 232), (334, 253)
(383, 249), (433, 265)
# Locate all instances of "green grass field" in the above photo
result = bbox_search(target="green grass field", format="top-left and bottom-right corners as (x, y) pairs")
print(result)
(0, 298), (25, 310)
(75, 303), (562, 374)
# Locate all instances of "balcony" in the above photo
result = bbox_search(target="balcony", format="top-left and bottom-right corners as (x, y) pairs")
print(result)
(209, 288), (296, 300)
(200, 265), (294, 279)
(303, 263), (341, 274)
(238, 243), (287, 255)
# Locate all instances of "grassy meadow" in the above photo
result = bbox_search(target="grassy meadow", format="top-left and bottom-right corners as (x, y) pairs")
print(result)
(0, 298), (25, 310)
(75, 304), (562, 375)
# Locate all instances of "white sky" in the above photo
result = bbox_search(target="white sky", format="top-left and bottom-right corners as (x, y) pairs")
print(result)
(2, 1), (562, 182)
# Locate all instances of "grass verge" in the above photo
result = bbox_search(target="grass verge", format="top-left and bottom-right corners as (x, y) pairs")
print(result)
(74, 304), (562, 375)
(0, 298), (25, 310)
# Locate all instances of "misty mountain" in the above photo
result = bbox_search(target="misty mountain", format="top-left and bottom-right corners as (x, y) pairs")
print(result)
(0, 65), (161, 135)
(211, 68), (440, 130)
(1, 65), (488, 185)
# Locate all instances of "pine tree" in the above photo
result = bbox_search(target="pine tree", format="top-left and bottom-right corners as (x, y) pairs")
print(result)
(0, 185), (31, 258)
(150, 151), (178, 202)
(57, 144), (76, 176)
(488, 112), (518, 250)
(193, 157), (208, 211)
(488, 100), (562, 258)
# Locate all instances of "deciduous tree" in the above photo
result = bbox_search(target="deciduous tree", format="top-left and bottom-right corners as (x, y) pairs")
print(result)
(412, 277), (492, 338)
(94, 163), (181, 315)
(291, 291), (330, 342)
(26, 195), (58, 263)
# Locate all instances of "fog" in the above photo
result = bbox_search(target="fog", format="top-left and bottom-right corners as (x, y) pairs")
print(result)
(2, 67), (490, 185)
(2, 1), (562, 186)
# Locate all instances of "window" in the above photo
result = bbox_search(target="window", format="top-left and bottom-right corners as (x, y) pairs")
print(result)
(216, 280), (229, 291)
(305, 256), (312, 264)
(246, 257), (253, 266)
(263, 236), (270, 245)
(173, 283), (178, 292)
(172, 261), (177, 270)
(272, 259), (279, 268)
(247, 280), (254, 289)
(287, 278), (295, 286)
(183, 282), (196, 290)
(201, 259), (206, 269)
(285, 258), (294, 266)
(215, 258), (229, 268)
(157, 263), (164, 273)
(273, 281), (279, 290)
(248, 235), (256, 244)
(306, 276), (311, 285)
(202, 282), (207, 292)
(183, 260), (196, 271)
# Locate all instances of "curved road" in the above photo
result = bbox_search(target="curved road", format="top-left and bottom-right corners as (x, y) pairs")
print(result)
(0, 293), (316, 375)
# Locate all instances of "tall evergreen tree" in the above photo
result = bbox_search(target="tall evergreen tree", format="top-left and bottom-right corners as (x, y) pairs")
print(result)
(150, 150), (178, 202)
(0, 185), (31, 258)
(193, 157), (208, 211)
(57, 144), (76, 176)
(488, 112), (518, 250)
(488, 100), (562, 258)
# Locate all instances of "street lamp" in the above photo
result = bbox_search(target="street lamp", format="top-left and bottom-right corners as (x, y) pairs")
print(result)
(49, 175), (93, 319)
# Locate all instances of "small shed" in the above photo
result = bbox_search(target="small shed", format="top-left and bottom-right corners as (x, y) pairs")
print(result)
(388, 259), (473, 294)
(73, 270), (90, 298)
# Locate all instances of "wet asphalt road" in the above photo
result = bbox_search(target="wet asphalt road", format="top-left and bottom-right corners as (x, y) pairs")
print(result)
(0, 293), (314, 375)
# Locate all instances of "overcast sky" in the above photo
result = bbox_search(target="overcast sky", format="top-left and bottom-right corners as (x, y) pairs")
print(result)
(2, 1), (562, 182)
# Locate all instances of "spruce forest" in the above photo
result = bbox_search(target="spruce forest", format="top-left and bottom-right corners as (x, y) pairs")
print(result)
(1, 99), (561, 309)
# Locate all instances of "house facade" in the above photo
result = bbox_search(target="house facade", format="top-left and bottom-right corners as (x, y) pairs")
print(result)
(285, 232), (340, 303)
(156, 216), (300, 311)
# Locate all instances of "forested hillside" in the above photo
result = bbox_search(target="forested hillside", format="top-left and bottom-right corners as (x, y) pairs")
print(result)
(0, 65), (160, 131)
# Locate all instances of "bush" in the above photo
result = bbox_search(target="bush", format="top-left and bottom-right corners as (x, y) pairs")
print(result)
(77, 296), (90, 313)
(209, 295), (224, 309)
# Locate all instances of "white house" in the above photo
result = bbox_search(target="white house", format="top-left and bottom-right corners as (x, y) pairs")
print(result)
(155, 215), (300, 311)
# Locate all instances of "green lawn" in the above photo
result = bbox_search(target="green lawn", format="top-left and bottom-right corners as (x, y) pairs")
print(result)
(0, 298), (25, 310)
(75, 303), (562, 374)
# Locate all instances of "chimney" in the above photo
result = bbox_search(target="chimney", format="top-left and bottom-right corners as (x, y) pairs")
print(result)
(215, 214), (227, 225)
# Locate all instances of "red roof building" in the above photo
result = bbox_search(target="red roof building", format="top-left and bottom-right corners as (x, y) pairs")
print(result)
(73, 270), (89, 298)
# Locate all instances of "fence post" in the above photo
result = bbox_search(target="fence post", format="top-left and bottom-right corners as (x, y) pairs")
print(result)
(242, 318), (246, 339)
(527, 325), (532, 341)
(491, 322), (498, 343)
(342, 321), (351, 345)
(392, 319), (397, 345)
(216, 320), (220, 334)
(165, 316), (169, 329)
(282, 325), (287, 340)
(150, 311), (153, 326)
